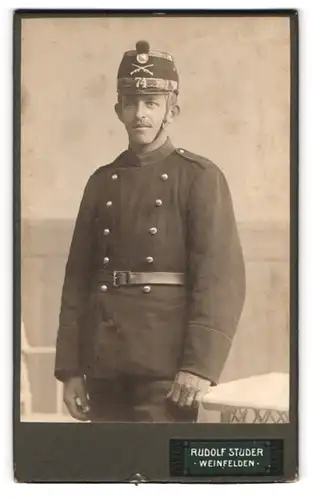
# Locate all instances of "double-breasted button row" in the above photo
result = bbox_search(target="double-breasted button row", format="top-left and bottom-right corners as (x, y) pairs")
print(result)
(101, 170), (166, 289)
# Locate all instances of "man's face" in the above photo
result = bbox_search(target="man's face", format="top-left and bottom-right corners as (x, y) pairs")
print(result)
(116, 94), (169, 145)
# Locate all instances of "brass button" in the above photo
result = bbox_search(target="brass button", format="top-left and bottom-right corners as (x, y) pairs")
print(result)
(100, 284), (108, 292)
(146, 256), (154, 264)
(103, 257), (110, 264)
(112, 174), (118, 180)
(106, 201), (113, 207)
(149, 227), (158, 235)
(143, 286), (151, 293)
(103, 228), (110, 236)
(161, 173), (168, 181)
(155, 199), (163, 207)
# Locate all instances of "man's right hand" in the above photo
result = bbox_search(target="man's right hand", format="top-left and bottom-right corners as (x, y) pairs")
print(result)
(63, 376), (90, 421)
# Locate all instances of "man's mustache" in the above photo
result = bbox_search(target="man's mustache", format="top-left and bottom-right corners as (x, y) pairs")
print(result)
(131, 122), (152, 128)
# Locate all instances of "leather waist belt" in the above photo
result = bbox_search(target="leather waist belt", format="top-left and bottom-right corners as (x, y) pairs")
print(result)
(98, 270), (185, 287)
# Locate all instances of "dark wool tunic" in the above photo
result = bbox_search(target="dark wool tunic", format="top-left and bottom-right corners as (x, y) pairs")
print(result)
(54, 139), (246, 384)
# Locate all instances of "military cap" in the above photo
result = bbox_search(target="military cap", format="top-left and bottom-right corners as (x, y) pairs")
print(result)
(117, 40), (179, 95)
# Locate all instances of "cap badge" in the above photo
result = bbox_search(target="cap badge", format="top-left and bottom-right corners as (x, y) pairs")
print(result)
(137, 53), (149, 64)
(130, 63), (154, 76)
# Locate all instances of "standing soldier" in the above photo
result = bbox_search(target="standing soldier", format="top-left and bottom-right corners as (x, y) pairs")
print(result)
(54, 41), (246, 423)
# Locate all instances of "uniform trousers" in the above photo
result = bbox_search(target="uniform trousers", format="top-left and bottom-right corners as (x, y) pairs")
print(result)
(86, 376), (198, 423)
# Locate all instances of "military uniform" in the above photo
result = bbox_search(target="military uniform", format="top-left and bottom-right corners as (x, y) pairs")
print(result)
(54, 42), (246, 422)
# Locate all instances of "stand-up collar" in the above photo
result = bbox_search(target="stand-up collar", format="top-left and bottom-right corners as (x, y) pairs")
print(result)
(119, 137), (175, 168)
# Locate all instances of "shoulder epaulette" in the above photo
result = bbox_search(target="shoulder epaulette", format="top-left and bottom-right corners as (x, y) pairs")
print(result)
(175, 148), (215, 170)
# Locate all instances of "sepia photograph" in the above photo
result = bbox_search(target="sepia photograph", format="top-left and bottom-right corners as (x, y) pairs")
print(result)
(19, 12), (292, 426)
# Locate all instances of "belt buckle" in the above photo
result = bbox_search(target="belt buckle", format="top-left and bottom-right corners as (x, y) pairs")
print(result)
(113, 270), (132, 287)
(113, 270), (119, 287)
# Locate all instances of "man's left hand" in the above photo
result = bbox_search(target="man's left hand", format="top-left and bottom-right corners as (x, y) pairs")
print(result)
(166, 371), (212, 408)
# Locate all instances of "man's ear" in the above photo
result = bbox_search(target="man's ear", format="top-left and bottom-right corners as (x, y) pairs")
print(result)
(165, 104), (180, 125)
(171, 104), (180, 120)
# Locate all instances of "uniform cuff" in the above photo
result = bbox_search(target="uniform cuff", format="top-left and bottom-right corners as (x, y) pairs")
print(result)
(54, 369), (83, 383)
(180, 324), (232, 385)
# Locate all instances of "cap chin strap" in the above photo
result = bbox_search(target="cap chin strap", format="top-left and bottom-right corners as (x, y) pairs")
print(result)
(152, 93), (172, 142)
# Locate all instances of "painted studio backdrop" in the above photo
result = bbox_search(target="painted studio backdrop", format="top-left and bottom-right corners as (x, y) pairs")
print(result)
(20, 15), (290, 422)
